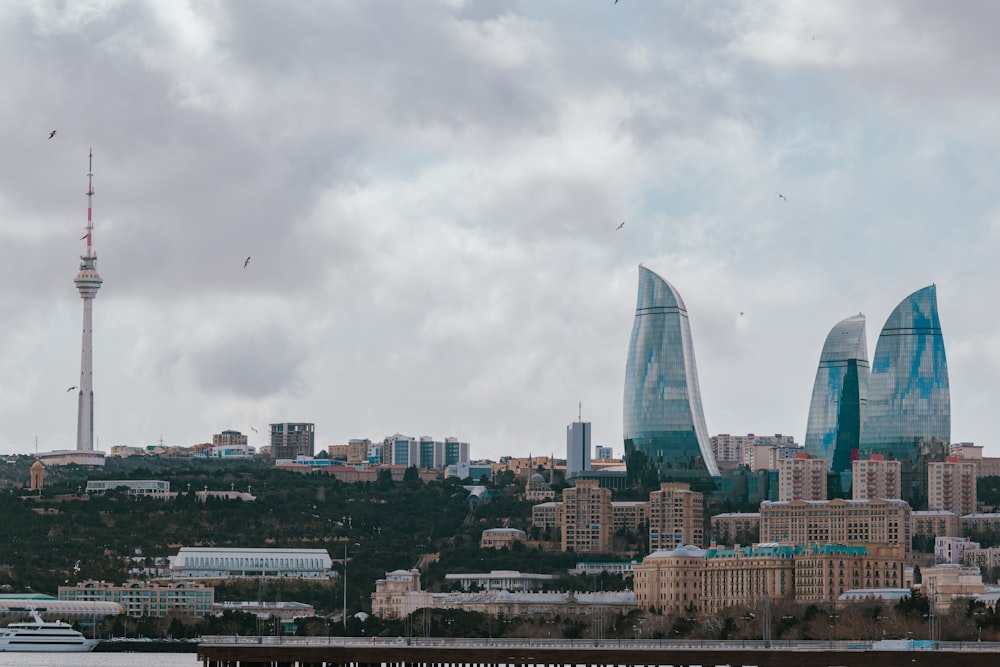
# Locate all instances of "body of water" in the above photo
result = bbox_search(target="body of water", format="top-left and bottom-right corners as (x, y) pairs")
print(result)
(0, 653), (197, 667)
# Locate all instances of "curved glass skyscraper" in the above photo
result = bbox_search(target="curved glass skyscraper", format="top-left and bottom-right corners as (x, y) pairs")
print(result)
(804, 314), (869, 474)
(623, 267), (719, 486)
(860, 284), (950, 504)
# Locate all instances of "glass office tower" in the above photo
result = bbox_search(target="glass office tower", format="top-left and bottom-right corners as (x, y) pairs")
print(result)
(860, 284), (950, 506)
(623, 267), (719, 488)
(804, 314), (869, 474)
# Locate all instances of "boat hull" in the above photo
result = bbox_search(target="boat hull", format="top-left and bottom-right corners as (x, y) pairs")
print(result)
(0, 638), (98, 652)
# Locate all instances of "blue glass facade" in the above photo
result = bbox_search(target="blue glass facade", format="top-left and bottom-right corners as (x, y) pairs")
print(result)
(623, 267), (719, 483)
(804, 314), (869, 473)
(859, 285), (950, 505)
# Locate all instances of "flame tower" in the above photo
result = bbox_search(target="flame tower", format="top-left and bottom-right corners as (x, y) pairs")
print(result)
(74, 150), (103, 452)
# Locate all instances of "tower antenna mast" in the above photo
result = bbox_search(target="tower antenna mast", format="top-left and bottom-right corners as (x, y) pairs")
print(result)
(74, 149), (103, 452)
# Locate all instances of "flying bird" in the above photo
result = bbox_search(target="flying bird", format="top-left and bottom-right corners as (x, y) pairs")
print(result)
(80, 234), (88, 240)
(243, 256), (251, 268)
(777, 192), (787, 201)
(739, 311), (745, 317)
(48, 130), (57, 139)
(250, 426), (258, 433)
(66, 386), (77, 392)
(615, 221), (625, 231)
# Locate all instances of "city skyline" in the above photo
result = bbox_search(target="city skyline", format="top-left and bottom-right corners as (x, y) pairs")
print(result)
(1, 3), (998, 461)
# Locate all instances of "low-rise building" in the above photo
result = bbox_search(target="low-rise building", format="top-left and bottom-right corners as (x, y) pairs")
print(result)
(86, 479), (170, 497)
(633, 542), (906, 615)
(962, 513), (1000, 536)
(480, 528), (527, 550)
(935, 536), (980, 565)
(168, 547), (334, 580)
(59, 580), (213, 617)
(921, 564), (985, 611)
(372, 569), (633, 620)
(443, 570), (556, 592)
(912, 510), (961, 540)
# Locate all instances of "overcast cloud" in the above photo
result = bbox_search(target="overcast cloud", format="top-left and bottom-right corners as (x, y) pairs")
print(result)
(1, 1), (998, 459)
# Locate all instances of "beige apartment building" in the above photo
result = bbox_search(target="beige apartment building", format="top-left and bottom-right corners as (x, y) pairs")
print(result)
(634, 542), (906, 615)
(792, 544), (905, 603)
(921, 564), (985, 611)
(709, 512), (761, 546)
(531, 501), (563, 530)
(928, 456), (977, 516)
(852, 455), (901, 500)
(649, 483), (704, 551)
(612, 501), (650, 532)
(912, 510), (961, 540)
(759, 498), (911, 554)
(701, 543), (797, 613)
(778, 453), (827, 501)
(962, 513), (1000, 535)
(562, 479), (613, 553)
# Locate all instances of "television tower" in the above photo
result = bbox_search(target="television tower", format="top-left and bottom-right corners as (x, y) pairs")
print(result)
(74, 149), (103, 452)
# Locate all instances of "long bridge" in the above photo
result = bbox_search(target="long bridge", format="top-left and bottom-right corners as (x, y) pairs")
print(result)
(197, 636), (1000, 667)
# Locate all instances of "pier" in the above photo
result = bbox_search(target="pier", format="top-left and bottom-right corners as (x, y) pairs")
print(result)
(197, 636), (1000, 667)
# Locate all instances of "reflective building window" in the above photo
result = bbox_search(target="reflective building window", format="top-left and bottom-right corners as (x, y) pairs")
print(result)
(859, 284), (950, 505)
(623, 267), (719, 486)
(804, 314), (869, 474)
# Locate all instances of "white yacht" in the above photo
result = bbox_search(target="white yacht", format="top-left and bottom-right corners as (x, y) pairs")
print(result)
(0, 610), (98, 652)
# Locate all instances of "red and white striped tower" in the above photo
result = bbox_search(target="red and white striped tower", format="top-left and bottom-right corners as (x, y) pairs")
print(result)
(74, 149), (103, 452)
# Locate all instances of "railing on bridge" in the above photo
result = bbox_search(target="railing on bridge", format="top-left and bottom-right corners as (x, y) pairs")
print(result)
(198, 636), (1000, 652)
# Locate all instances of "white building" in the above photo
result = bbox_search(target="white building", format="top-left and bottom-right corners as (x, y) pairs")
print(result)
(86, 480), (170, 497)
(444, 570), (556, 591)
(169, 547), (334, 579)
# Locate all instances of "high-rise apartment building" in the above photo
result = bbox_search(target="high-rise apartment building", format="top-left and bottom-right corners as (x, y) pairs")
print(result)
(852, 455), (901, 500)
(269, 423), (315, 460)
(595, 445), (614, 460)
(444, 437), (470, 466)
(648, 482), (704, 550)
(418, 436), (444, 469)
(803, 314), (869, 473)
(860, 285), (950, 506)
(561, 479), (612, 554)
(928, 456), (977, 516)
(777, 453), (828, 501)
(566, 420), (591, 479)
(623, 267), (719, 490)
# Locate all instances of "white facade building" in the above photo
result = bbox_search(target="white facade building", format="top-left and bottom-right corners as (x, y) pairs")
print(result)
(169, 547), (334, 579)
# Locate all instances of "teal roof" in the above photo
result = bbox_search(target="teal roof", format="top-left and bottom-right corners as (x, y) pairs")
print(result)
(705, 544), (804, 560)
(807, 544), (870, 556)
(0, 594), (57, 600)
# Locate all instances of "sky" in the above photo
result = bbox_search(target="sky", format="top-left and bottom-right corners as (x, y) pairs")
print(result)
(1, 1), (998, 461)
